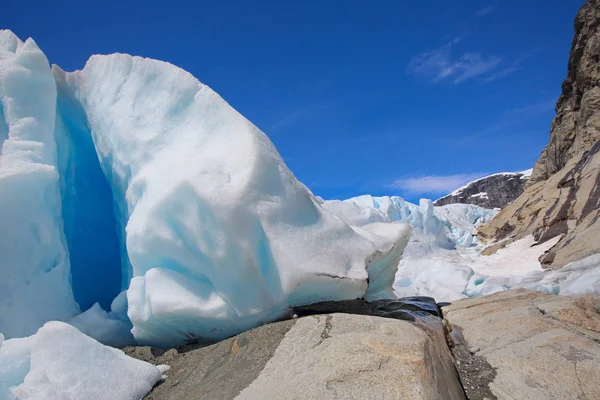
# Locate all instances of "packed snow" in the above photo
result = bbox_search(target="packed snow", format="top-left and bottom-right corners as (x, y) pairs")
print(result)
(1, 29), (600, 400)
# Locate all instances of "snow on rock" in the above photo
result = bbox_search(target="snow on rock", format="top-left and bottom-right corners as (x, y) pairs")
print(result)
(0, 30), (409, 347)
(1, 322), (162, 400)
(0, 30), (79, 339)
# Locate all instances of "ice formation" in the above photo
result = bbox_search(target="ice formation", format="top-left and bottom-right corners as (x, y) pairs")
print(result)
(0, 30), (410, 347)
(0, 31), (80, 339)
(0, 322), (163, 400)
(321, 195), (497, 249)
(322, 194), (600, 302)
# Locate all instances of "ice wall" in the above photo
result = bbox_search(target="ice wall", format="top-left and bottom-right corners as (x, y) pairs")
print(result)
(61, 54), (410, 346)
(0, 31), (79, 338)
(54, 67), (123, 311)
(0, 31), (410, 347)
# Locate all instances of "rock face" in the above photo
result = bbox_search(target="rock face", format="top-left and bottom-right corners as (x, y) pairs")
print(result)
(434, 172), (530, 209)
(478, 0), (600, 268)
(127, 312), (465, 400)
(531, 0), (600, 182)
(443, 289), (600, 400)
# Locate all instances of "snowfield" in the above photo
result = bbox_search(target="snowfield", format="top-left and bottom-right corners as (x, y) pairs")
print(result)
(1, 29), (599, 400)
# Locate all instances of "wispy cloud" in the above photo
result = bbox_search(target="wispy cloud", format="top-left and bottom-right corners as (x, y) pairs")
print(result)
(388, 173), (489, 195)
(475, 4), (497, 17)
(481, 65), (521, 83)
(407, 38), (507, 84)
(271, 103), (333, 133)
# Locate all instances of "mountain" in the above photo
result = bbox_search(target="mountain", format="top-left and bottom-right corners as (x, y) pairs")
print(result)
(433, 170), (532, 209)
(479, 0), (600, 268)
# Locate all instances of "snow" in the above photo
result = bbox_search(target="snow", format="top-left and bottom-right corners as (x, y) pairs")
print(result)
(469, 192), (488, 199)
(518, 253), (600, 296)
(520, 168), (533, 177)
(393, 235), (565, 302)
(1, 322), (162, 400)
(326, 193), (599, 303)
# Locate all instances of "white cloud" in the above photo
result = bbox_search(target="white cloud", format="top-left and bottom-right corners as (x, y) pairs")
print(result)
(407, 39), (508, 84)
(475, 4), (497, 17)
(389, 173), (489, 195)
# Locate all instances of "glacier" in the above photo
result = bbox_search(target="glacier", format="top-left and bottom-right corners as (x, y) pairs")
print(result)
(2, 28), (600, 400)
(0, 31), (80, 339)
(0, 30), (410, 347)
(322, 195), (599, 302)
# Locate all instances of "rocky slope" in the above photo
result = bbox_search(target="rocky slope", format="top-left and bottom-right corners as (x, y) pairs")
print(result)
(479, 0), (600, 268)
(434, 171), (531, 209)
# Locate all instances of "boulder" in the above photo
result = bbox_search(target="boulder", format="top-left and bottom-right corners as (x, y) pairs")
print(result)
(443, 289), (600, 400)
(127, 313), (465, 400)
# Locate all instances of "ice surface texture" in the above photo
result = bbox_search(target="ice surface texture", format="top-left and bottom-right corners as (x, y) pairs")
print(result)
(0, 30), (410, 346)
(0, 322), (162, 400)
(0, 31), (79, 339)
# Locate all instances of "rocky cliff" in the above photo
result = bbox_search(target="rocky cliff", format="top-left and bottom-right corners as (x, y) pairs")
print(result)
(479, 0), (600, 268)
(434, 171), (531, 209)
(530, 0), (600, 182)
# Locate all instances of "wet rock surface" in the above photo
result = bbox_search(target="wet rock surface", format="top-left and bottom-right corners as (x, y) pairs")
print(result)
(291, 296), (442, 321)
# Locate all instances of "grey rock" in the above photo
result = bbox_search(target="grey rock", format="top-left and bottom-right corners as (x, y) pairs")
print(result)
(434, 172), (530, 209)
(444, 289), (600, 400)
(128, 313), (465, 400)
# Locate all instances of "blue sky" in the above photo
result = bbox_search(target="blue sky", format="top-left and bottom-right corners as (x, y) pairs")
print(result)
(2, 0), (583, 202)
